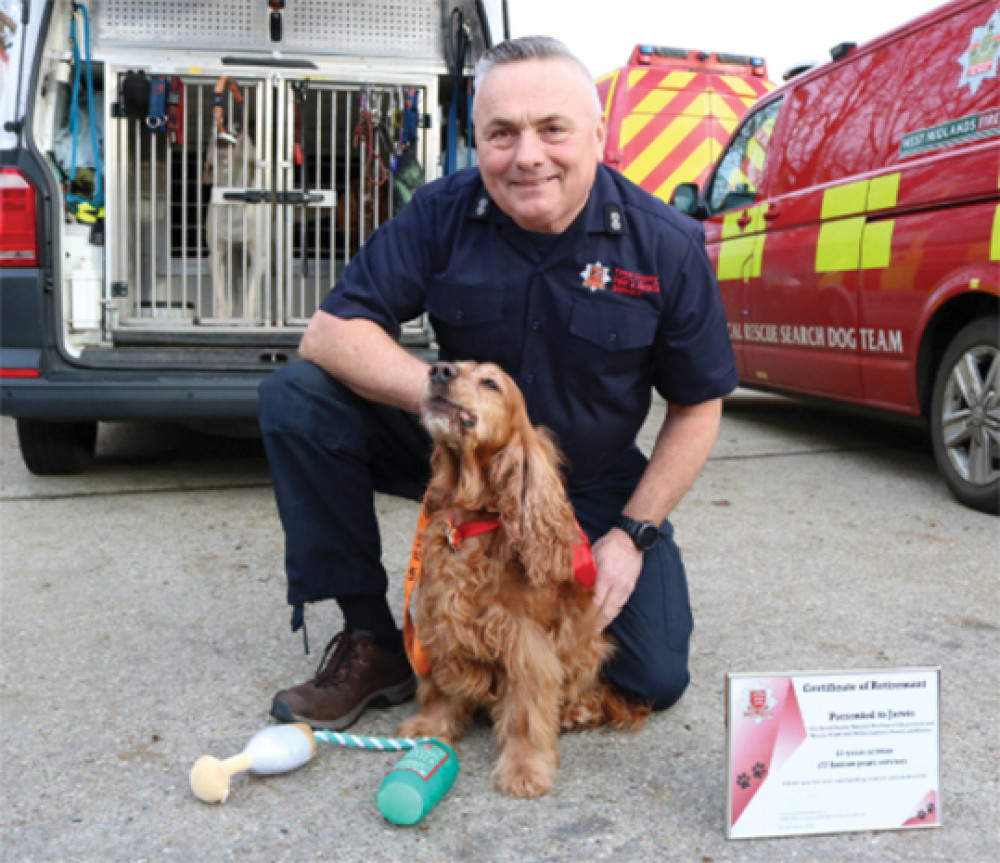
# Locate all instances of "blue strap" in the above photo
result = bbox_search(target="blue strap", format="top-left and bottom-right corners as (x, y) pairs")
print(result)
(66, 4), (103, 208)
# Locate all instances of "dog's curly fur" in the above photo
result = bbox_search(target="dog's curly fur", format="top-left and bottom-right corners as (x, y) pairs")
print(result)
(398, 360), (649, 797)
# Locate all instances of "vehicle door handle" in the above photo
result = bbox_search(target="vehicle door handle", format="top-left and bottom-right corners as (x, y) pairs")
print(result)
(737, 211), (752, 230)
(763, 204), (780, 221)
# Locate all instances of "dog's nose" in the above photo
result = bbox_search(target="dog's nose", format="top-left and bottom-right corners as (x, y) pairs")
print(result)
(430, 362), (459, 385)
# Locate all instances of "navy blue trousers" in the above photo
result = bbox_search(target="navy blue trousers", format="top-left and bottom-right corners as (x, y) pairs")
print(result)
(258, 360), (693, 710)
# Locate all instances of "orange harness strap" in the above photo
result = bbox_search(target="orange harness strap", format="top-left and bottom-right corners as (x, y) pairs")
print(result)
(403, 507), (597, 676)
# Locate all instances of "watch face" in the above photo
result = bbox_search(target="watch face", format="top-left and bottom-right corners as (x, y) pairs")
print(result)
(635, 522), (658, 550)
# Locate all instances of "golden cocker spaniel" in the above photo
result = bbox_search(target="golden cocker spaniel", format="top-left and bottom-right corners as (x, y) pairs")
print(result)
(398, 360), (648, 797)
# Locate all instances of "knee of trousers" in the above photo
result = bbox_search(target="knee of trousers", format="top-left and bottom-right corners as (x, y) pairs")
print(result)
(258, 361), (365, 449)
(606, 645), (691, 712)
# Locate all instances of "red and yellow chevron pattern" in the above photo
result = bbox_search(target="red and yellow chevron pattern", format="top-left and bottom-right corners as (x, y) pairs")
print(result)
(601, 65), (774, 203)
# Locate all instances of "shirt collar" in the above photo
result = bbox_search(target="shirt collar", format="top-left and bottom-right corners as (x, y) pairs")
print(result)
(466, 165), (626, 237)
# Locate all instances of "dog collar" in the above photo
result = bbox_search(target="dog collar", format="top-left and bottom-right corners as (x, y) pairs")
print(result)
(443, 511), (597, 590)
(445, 511), (502, 551)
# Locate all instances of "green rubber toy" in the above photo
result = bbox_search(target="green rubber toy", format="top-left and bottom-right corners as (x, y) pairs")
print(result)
(376, 739), (459, 825)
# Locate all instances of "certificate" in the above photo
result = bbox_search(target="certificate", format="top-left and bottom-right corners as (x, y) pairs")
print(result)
(725, 668), (940, 839)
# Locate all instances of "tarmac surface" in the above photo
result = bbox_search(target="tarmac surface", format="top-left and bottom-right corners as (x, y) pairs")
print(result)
(1, 389), (997, 862)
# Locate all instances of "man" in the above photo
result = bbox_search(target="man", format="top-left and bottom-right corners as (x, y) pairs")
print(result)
(258, 36), (738, 730)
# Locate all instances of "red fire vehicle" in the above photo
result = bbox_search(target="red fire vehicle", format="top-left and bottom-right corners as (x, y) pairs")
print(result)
(672, 0), (999, 514)
(597, 45), (774, 203)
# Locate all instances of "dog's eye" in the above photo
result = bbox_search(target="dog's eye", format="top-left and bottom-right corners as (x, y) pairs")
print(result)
(480, 378), (500, 392)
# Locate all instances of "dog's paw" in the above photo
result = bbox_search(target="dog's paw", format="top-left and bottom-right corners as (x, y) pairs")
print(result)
(492, 745), (556, 798)
(560, 696), (603, 731)
(397, 714), (457, 743)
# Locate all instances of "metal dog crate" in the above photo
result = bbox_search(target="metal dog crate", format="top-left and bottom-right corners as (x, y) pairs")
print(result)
(104, 72), (431, 328)
(75, 0), (470, 342)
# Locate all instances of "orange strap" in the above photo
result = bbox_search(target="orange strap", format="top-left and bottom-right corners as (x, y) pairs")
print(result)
(403, 506), (432, 676)
(403, 506), (597, 676)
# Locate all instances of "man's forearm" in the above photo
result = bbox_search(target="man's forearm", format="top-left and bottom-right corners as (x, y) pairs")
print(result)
(622, 398), (723, 524)
(299, 311), (430, 414)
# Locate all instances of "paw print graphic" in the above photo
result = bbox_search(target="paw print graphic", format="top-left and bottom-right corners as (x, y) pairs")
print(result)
(752, 762), (767, 780)
(926, 803), (936, 814)
(736, 772), (751, 790)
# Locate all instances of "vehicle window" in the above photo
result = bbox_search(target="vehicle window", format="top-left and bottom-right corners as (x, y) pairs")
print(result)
(707, 97), (783, 215)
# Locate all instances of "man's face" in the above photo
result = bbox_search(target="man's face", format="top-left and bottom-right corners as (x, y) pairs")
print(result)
(473, 58), (605, 234)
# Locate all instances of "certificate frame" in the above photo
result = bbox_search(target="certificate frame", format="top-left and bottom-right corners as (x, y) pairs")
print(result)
(725, 667), (941, 839)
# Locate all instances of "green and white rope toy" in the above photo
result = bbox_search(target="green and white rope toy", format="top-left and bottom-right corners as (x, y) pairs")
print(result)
(312, 730), (436, 750)
(190, 723), (449, 805)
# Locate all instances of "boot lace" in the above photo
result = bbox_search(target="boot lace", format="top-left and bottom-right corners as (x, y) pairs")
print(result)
(311, 632), (366, 688)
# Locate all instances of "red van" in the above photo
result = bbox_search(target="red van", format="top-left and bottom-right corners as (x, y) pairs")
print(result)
(672, 0), (999, 514)
(596, 45), (773, 203)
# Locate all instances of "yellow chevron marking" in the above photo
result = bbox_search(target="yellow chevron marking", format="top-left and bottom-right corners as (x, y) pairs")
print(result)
(709, 93), (742, 123)
(717, 115), (740, 136)
(632, 86), (682, 119)
(627, 70), (648, 88)
(719, 75), (756, 97)
(623, 114), (702, 186)
(662, 71), (697, 89)
(597, 70), (619, 118)
(654, 138), (718, 201)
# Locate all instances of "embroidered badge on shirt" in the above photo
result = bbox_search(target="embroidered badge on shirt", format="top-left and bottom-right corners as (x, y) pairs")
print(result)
(612, 268), (660, 297)
(580, 261), (611, 292)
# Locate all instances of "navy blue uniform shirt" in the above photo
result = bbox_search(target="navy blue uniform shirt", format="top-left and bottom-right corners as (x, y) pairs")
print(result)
(321, 164), (738, 486)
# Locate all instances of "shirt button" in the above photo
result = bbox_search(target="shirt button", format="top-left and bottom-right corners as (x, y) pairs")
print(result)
(531, 320), (541, 330)
(608, 332), (618, 343)
(455, 310), (464, 321)
(525, 374), (535, 385)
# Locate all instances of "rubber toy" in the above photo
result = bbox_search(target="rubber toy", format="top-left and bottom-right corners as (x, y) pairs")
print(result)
(190, 723), (316, 803)
(376, 739), (459, 825)
(191, 727), (459, 823)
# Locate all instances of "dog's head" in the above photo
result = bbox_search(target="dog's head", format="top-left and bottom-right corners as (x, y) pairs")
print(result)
(420, 361), (575, 557)
(421, 361), (525, 454)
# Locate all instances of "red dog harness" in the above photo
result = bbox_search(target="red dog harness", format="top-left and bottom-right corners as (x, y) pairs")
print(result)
(403, 507), (597, 676)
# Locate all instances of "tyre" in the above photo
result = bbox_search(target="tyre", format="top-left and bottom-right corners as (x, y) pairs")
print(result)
(929, 317), (999, 515)
(15, 419), (98, 475)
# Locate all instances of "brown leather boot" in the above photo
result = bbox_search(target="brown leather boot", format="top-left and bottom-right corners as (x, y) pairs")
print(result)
(270, 630), (416, 730)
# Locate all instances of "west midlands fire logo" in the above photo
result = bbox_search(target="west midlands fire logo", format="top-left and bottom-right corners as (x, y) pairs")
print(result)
(580, 261), (610, 292)
(742, 687), (777, 724)
(959, 10), (1000, 95)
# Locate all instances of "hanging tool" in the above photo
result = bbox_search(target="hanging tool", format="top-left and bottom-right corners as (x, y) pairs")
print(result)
(353, 85), (388, 188)
(444, 7), (471, 175)
(66, 2), (103, 213)
(290, 79), (312, 275)
(213, 75), (243, 145)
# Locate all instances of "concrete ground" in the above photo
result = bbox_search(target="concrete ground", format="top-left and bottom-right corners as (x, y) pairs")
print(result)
(1, 389), (996, 862)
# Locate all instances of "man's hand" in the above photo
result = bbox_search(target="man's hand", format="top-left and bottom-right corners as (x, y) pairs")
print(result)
(591, 527), (644, 629)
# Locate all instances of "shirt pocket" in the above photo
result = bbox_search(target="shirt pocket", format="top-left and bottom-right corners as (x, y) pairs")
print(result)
(425, 279), (506, 361)
(568, 296), (658, 362)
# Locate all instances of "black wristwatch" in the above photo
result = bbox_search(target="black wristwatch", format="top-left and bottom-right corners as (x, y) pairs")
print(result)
(616, 514), (659, 551)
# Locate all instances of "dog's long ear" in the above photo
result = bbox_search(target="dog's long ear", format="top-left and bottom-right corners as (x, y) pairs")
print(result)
(424, 445), (460, 515)
(491, 420), (577, 586)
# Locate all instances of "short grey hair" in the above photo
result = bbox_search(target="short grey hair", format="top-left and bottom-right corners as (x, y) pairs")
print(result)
(473, 36), (602, 119)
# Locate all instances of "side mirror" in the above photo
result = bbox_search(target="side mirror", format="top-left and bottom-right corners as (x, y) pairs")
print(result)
(670, 182), (704, 218)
